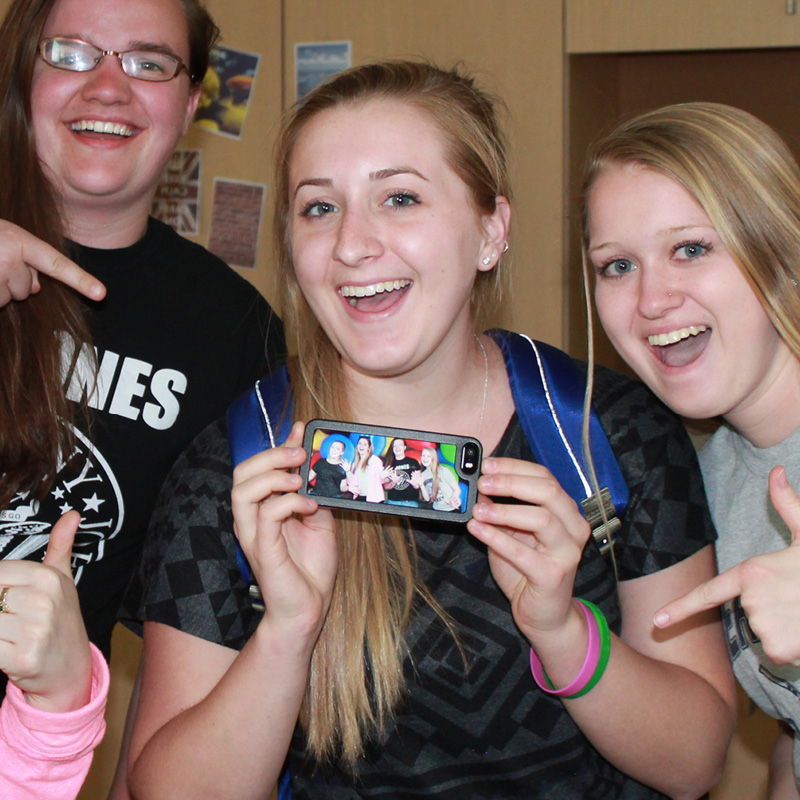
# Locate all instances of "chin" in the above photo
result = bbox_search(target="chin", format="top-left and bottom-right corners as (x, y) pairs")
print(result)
(650, 388), (720, 421)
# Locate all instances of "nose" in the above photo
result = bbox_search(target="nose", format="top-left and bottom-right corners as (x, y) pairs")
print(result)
(333, 206), (383, 266)
(636, 264), (682, 319)
(80, 57), (134, 104)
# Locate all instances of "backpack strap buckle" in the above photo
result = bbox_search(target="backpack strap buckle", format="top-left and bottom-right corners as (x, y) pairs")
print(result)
(581, 487), (622, 555)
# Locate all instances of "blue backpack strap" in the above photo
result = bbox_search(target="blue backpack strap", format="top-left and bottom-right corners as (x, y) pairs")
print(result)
(226, 366), (295, 799)
(227, 366), (293, 466)
(488, 329), (628, 553)
(226, 366), (294, 586)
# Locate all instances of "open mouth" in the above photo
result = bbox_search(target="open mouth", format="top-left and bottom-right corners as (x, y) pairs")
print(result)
(70, 120), (136, 138)
(648, 325), (710, 367)
(340, 279), (411, 311)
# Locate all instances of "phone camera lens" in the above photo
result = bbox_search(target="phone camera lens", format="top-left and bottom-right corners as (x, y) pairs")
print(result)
(460, 443), (479, 474)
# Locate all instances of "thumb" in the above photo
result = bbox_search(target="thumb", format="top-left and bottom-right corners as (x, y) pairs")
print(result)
(42, 510), (80, 577)
(769, 466), (800, 545)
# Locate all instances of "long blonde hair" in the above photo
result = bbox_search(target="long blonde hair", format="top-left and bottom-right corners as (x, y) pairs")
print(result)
(581, 102), (800, 360)
(273, 60), (510, 767)
(421, 446), (440, 501)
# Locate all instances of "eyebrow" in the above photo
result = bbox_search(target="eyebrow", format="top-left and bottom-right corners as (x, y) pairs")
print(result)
(130, 41), (184, 59)
(57, 35), (183, 59)
(588, 223), (715, 253)
(293, 166), (429, 198)
(370, 166), (429, 182)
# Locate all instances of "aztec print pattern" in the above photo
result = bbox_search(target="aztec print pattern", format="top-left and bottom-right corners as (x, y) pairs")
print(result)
(128, 364), (714, 798)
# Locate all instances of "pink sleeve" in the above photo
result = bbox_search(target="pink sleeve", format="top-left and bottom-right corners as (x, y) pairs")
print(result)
(0, 643), (109, 800)
(366, 456), (385, 503)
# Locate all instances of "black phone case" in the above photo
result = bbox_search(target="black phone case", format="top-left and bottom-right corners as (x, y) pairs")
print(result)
(299, 419), (482, 523)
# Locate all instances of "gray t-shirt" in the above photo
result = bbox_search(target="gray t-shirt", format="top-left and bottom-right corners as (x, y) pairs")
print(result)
(700, 423), (800, 786)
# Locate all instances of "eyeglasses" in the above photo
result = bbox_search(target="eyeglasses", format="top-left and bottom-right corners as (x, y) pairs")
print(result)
(39, 37), (189, 82)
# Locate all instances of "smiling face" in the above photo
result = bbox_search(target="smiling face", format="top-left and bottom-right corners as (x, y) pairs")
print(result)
(327, 440), (345, 460)
(391, 439), (406, 459)
(288, 99), (504, 379)
(589, 163), (792, 425)
(30, 0), (199, 232)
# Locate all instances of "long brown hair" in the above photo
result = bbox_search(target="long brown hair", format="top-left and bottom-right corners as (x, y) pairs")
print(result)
(0, 0), (218, 509)
(353, 436), (373, 473)
(0, 0), (88, 509)
(273, 60), (510, 767)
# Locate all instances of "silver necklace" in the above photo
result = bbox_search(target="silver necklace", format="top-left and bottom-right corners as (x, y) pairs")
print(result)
(475, 334), (489, 437)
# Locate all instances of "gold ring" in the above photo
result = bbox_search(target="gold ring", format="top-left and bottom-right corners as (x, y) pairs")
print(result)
(0, 586), (10, 614)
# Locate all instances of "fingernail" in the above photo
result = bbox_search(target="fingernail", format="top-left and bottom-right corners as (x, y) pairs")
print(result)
(653, 611), (669, 628)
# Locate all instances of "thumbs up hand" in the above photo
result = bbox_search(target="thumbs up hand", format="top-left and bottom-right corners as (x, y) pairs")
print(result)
(0, 511), (93, 711)
(654, 467), (800, 667)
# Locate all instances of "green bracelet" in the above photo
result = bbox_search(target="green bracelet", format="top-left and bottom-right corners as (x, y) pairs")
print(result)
(538, 599), (611, 700)
(567, 600), (611, 698)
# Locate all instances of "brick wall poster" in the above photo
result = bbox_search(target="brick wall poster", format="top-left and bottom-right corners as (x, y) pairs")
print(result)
(208, 178), (266, 269)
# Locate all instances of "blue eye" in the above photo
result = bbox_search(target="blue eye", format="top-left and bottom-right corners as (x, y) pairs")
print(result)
(301, 201), (338, 218)
(674, 241), (710, 260)
(601, 258), (636, 278)
(383, 192), (420, 208)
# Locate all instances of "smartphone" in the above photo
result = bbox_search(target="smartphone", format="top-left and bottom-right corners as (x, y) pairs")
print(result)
(299, 419), (482, 523)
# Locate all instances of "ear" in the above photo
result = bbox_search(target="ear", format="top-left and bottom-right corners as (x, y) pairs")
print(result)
(477, 196), (511, 272)
(182, 86), (202, 136)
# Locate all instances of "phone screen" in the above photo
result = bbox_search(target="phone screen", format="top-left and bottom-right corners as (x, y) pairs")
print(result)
(299, 419), (482, 523)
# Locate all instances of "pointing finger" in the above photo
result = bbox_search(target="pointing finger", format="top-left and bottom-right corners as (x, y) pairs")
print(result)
(653, 565), (743, 628)
(0, 223), (106, 301)
(36, 248), (106, 301)
(770, 466), (800, 545)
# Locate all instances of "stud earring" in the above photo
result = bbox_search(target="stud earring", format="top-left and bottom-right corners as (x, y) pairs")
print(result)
(482, 256), (492, 266)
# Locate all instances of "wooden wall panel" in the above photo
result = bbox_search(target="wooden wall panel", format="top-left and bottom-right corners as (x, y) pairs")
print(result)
(178, 0), (282, 307)
(283, 0), (566, 345)
(567, 0), (800, 54)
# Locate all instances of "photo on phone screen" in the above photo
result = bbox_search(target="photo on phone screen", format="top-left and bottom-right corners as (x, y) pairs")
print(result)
(299, 419), (482, 523)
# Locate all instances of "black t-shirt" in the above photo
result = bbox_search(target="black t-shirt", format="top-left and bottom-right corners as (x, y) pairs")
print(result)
(127, 361), (715, 798)
(385, 456), (421, 503)
(310, 459), (347, 498)
(0, 217), (284, 667)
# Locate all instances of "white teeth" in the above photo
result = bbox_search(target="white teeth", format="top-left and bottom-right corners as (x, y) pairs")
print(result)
(71, 120), (134, 137)
(648, 325), (708, 347)
(340, 279), (411, 299)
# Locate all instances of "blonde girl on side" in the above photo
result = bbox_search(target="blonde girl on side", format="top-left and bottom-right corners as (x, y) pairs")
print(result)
(583, 101), (800, 796)
(413, 445), (462, 511)
(126, 63), (735, 800)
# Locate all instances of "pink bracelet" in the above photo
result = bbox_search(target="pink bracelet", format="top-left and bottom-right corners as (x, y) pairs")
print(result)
(529, 600), (600, 697)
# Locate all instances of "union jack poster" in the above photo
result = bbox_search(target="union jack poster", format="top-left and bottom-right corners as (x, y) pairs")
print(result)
(152, 149), (202, 235)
